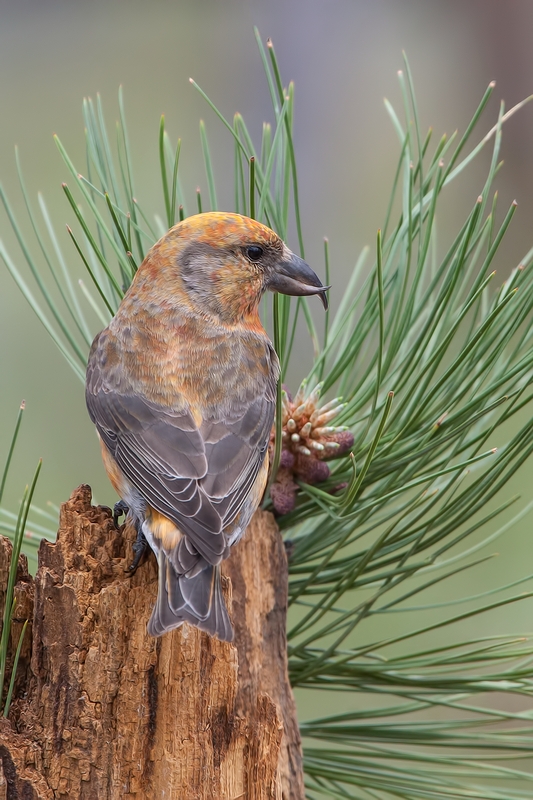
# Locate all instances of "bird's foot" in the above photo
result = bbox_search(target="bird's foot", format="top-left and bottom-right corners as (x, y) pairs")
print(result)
(113, 499), (129, 529)
(126, 526), (149, 575)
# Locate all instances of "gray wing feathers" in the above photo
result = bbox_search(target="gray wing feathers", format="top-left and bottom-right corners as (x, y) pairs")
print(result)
(200, 399), (270, 498)
(86, 337), (276, 567)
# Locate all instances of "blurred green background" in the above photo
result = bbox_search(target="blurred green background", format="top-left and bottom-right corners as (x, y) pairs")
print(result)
(1, 0), (532, 645)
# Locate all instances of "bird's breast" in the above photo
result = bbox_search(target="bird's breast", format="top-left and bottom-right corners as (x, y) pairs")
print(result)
(106, 311), (275, 415)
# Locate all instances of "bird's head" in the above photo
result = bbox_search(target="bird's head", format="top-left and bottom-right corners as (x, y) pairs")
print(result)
(139, 212), (329, 324)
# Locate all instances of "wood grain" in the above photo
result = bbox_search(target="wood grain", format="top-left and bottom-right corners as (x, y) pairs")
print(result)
(0, 485), (304, 800)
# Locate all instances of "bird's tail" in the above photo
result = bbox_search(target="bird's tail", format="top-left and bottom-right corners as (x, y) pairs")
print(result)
(147, 551), (233, 641)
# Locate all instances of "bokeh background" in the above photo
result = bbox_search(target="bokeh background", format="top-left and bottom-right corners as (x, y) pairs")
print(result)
(1, 0), (533, 719)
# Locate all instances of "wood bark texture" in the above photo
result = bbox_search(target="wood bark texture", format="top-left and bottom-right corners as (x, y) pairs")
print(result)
(0, 485), (304, 800)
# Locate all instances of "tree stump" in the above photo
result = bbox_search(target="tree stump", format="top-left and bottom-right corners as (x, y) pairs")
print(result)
(0, 485), (304, 800)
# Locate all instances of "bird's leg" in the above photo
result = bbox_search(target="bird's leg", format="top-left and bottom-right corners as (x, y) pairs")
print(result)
(126, 519), (149, 575)
(113, 499), (129, 528)
(114, 500), (148, 574)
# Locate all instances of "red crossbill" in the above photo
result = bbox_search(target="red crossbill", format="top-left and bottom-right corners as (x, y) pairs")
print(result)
(86, 212), (328, 641)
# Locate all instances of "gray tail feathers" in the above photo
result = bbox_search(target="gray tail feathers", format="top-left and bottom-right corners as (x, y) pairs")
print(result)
(147, 552), (233, 641)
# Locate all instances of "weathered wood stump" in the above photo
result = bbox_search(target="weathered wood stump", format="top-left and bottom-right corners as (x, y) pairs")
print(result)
(0, 485), (304, 799)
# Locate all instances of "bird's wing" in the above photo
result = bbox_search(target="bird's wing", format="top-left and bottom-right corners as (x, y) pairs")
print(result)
(86, 332), (277, 565)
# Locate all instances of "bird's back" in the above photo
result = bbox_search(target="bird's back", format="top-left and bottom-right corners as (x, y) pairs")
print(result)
(86, 298), (278, 640)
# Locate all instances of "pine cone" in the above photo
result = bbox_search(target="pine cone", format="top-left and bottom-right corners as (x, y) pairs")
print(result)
(269, 381), (354, 515)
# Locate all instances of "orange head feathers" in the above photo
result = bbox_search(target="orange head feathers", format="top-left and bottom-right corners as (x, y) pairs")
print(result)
(127, 212), (328, 324)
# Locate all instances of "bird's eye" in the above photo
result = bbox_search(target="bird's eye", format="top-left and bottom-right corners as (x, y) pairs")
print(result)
(246, 245), (264, 262)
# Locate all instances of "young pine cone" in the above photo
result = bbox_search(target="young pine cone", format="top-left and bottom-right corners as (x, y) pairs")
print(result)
(269, 381), (353, 515)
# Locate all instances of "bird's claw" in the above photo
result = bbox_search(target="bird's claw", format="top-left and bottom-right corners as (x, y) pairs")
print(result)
(113, 499), (129, 529)
(114, 504), (148, 575)
(126, 526), (149, 576)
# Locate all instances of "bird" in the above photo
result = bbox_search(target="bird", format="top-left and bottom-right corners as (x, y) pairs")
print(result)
(85, 211), (328, 641)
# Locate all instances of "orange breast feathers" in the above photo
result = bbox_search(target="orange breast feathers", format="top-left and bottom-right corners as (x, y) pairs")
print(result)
(105, 302), (275, 415)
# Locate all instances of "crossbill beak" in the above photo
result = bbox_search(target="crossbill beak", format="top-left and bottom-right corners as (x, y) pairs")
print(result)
(269, 251), (330, 309)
